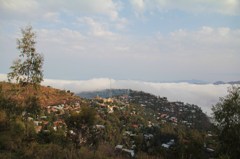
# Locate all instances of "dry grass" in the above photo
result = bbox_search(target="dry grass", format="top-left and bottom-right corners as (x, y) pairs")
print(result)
(0, 82), (80, 107)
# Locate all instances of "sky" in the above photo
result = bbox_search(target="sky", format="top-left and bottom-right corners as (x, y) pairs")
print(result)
(0, 0), (240, 82)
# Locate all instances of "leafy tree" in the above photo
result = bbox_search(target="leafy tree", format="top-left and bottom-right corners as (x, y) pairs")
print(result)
(212, 86), (240, 159)
(66, 106), (96, 147)
(8, 25), (44, 86)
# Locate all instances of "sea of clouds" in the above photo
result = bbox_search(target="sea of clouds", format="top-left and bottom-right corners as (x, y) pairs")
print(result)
(0, 74), (230, 115)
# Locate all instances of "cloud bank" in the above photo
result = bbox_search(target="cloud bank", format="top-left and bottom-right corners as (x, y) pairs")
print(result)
(44, 78), (230, 115)
(0, 74), (229, 115)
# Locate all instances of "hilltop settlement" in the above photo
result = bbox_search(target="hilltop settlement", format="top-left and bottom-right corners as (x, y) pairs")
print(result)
(0, 82), (217, 159)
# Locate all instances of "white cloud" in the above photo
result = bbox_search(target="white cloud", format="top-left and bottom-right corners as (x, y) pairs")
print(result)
(43, 78), (111, 93)
(1, 24), (239, 82)
(0, 0), (120, 21)
(0, 74), (8, 81)
(35, 26), (123, 61)
(130, 0), (145, 12)
(0, 0), (38, 14)
(131, 0), (240, 15)
(115, 17), (128, 30)
(43, 12), (60, 22)
(37, 28), (85, 54)
(32, 26), (240, 81)
(80, 17), (116, 38)
(150, 27), (240, 79)
(156, 26), (240, 55)
(68, 0), (119, 20)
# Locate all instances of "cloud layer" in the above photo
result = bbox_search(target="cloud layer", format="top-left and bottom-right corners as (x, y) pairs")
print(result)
(0, 74), (229, 115)
(43, 78), (231, 115)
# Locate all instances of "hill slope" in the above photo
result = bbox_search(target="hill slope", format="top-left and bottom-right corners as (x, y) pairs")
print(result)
(0, 82), (80, 107)
(0, 82), (216, 159)
(78, 89), (211, 130)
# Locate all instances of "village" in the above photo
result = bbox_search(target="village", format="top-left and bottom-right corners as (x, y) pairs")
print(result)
(20, 89), (216, 158)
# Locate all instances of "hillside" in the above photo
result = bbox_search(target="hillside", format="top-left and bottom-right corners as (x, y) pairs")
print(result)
(78, 89), (211, 131)
(0, 83), (217, 159)
(127, 90), (210, 130)
(0, 82), (80, 107)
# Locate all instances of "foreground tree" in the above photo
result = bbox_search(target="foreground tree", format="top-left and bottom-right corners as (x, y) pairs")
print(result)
(212, 86), (240, 159)
(8, 25), (44, 86)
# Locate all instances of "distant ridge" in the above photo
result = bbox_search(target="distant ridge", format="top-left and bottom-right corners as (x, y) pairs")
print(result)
(77, 89), (129, 99)
(173, 79), (208, 84)
(213, 80), (240, 85)
(172, 79), (240, 85)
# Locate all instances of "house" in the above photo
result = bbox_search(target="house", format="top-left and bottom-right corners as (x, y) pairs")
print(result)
(170, 117), (178, 123)
(27, 117), (33, 121)
(130, 133), (137, 137)
(107, 106), (114, 113)
(160, 114), (167, 118)
(122, 149), (135, 158)
(161, 139), (175, 149)
(131, 145), (136, 149)
(40, 116), (47, 119)
(115, 145), (123, 150)
(206, 148), (215, 152)
(162, 143), (170, 149)
(69, 130), (76, 135)
(103, 98), (113, 103)
(144, 134), (154, 140)
(124, 131), (132, 136)
(35, 126), (42, 133)
(132, 124), (138, 129)
(33, 120), (42, 126)
(53, 126), (57, 131)
(95, 124), (105, 129)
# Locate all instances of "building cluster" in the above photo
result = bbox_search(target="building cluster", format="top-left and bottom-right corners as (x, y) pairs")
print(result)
(24, 100), (82, 134)
(120, 91), (209, 130)
(21, 89), (213, 158)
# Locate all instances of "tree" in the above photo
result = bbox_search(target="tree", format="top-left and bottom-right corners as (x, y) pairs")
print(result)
(212, 86), (240, 159)
(8, 25), (44, 86)
(66, 106), (96, 148)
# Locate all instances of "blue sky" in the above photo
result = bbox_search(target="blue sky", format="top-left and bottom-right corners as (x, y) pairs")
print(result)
(1, 0), (240, 82)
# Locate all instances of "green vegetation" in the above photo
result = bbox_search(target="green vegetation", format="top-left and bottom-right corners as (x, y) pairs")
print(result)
(212, 86), (240, 159)
(65, 106), (97, 148)
(1, 80), (238, 158)
(0, 82), (217, 158)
